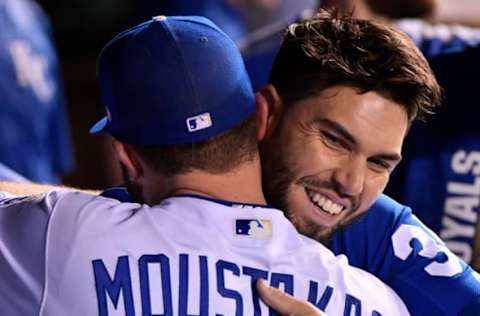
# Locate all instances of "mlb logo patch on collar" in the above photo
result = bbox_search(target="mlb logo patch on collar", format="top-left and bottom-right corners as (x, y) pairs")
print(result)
(186, 112), (212, 132)
(235, 219), (272, 240)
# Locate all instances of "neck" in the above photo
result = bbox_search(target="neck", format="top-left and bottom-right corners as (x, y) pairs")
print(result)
(143, 157), (267, 206)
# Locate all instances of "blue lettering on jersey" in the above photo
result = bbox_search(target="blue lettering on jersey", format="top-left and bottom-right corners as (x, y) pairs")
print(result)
(199, 256), (209, 314)
(345, 294), (361, 316)
(179, 254), (209, 315)
(93, 254), (369, 315)
(242, 266), (269, 315)
(216, 260), (243, 316)
(269, 273), (294, 316)
(139, 254), (173, 316)
(92, 256), (135, 316)
(308, 281), (333, 311)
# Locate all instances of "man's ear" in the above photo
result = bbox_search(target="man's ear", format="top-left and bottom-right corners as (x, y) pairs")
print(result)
(256, 84), (284, 141)
(112, 140), (144, 182)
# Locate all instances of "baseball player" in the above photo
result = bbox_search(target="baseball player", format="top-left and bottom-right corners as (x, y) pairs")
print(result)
(0, 0), (74, 183)
(6, 8), (478, 315)
(260, 9), (480, 316)
(238, 2), (480, 315)
(0, 15), (409, 315)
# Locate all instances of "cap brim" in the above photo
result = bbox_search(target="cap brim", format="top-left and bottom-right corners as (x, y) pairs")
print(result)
(89, 117), (109, 134)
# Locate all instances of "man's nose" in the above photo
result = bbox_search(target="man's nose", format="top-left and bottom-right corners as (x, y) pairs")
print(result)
(332, 157), (365, 197)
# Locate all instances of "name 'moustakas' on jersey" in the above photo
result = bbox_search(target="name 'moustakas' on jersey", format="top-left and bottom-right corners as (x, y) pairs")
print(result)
(0, 190), (409, 315)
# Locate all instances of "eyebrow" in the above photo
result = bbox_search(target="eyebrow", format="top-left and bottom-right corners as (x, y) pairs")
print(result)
(373, 153), (403, 163)
(315, 118), (403, 163)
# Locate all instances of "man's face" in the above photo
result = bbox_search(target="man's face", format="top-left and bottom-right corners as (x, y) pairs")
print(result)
(260, 85), (409, 242)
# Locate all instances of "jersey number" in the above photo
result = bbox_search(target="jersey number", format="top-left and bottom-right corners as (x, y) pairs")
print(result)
(392, 224), (463, 277)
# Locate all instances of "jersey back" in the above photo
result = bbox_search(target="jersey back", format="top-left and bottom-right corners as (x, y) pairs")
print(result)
(0, 190), (408, 315)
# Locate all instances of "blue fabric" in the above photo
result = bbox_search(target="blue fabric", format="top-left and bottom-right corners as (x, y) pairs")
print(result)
(0, 162), (26, 181)
(460, 297), (480, 316)
(0, 0), (73, 183)
(331, 195), (480, 315)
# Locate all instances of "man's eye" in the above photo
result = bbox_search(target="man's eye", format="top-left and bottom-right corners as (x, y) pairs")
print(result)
(323, 132), (344, 147)
(369, 159), (393, 172)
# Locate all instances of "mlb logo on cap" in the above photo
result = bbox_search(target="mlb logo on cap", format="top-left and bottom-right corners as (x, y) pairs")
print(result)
(186, 112), (212, 132)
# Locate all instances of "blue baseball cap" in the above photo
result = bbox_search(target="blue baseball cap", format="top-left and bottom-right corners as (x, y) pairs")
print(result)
(90, 15), (255, 145)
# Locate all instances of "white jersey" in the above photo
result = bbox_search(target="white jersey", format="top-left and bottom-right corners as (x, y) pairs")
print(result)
(0, 190), (409, 315)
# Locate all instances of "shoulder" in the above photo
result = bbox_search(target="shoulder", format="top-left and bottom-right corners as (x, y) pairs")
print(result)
(332, 194), (480, 315)
(51, 189), (144, 220)
(367, 194), (410, 223)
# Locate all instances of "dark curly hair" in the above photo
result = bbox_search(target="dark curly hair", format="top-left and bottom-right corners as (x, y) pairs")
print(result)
(269, 9), (441, 122)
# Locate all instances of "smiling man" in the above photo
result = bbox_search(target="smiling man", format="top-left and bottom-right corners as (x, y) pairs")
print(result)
(256, 11), (480, 315)
(261, 86), (408, 242)
(258, 14), (436, 242)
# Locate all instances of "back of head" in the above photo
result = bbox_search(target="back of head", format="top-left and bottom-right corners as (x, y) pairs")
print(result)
(269, 9), (441, 123)
(91, 16), (258, 175)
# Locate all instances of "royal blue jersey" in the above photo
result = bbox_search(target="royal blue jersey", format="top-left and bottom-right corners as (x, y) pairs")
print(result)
(331, 194), (480, 316)
(0, 0), (73, 183)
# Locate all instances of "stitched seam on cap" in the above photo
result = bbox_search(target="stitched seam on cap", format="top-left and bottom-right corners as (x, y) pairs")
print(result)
(161, 19), (202, 114)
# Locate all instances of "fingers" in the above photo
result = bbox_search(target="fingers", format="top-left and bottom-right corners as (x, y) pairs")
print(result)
(256, 279), (327, 316)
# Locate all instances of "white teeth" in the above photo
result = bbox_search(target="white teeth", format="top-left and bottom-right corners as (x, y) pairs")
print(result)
(318, 196), (326, 206)
(324, 200), (332, 211)
(307, 189), (344, 215)
(332, 204), (341, 214)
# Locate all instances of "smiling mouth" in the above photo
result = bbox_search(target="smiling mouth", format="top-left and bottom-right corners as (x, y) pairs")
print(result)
(305, 187), (345, 216)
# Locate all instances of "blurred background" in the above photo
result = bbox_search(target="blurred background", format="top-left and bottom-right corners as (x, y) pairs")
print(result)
(12, 0), (480, 189)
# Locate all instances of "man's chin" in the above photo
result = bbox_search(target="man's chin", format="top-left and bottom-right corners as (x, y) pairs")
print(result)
(316, 212), (369, 244)
(299, 213), (366, 245)
(311, 225), (339, 245)
(292, 218), (340, 245)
